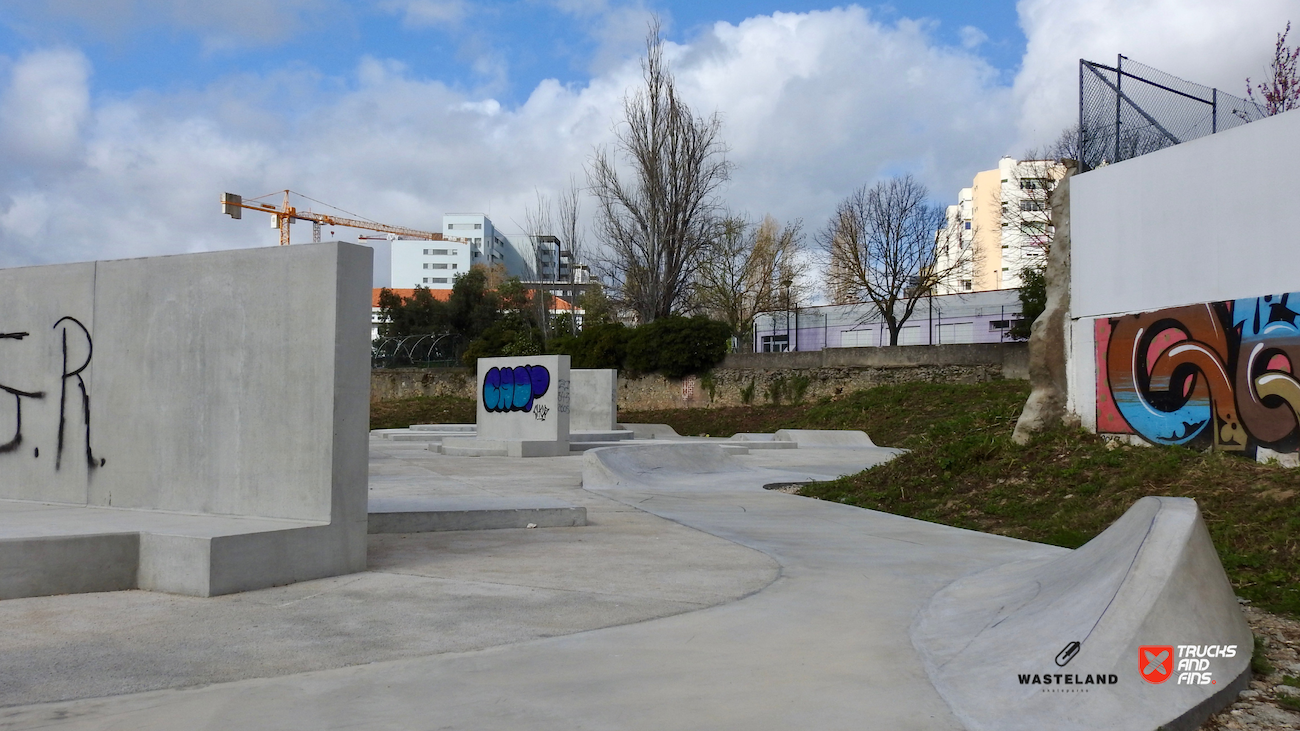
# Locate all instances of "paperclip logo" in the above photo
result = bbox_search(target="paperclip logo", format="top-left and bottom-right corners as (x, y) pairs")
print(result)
(1140, 646), (1174, 684)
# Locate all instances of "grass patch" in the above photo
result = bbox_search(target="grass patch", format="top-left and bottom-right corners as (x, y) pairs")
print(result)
(1254, 636), (1276, 676)
(370, 396), (475, 430)
(623, 380), (1300, 618)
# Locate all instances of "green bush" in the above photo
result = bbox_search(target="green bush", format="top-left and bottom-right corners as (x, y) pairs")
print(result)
(550, 322), (631, 369)
(624, 316), (731, 378)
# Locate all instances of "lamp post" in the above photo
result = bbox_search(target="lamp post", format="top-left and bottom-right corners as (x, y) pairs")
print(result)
(782, 278), (793, 352)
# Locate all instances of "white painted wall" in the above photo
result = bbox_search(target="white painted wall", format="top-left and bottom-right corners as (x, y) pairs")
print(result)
(1071, 109), (1300, 319)
(1067, 109), (1300, 426)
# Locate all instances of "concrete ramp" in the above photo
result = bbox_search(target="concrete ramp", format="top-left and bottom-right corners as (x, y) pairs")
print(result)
(774, 429), (877, 447)
(617, 423), (681, 439)
(911, 496), (1251, 731)
(583, 443), (767, 490)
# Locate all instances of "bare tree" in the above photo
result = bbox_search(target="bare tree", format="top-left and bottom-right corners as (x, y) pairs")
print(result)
(820, 175), (964, 346)
(1247, 21), (1300, 116)
(587, 19), (732, 323)
(695, 214), (806, 340)
(555, 177), (586, 335)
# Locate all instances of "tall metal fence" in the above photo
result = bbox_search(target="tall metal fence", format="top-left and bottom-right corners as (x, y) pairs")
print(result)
(1078, 56), (1268, 172)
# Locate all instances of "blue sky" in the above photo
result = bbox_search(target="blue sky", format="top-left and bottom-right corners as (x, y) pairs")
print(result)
(0, 0), (1294, 268)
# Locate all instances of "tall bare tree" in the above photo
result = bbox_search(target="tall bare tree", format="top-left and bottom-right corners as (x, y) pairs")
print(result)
(587, 19), (732, 323)
(821, 175), (965, 346)
(695, 214), (806, 340)
(1247, 21), (1300, 116)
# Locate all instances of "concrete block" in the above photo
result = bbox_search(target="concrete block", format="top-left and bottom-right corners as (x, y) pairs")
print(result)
(570, 369), (617, 431)
(617, 423), (680, 439)
(409, 424), (475, 433)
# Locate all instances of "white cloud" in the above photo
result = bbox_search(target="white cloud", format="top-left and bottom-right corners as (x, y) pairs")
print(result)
(959, 26), (989, 49)
(3, 1), (1296, 276)
(0, 49), (90, 170)
(382, 0), (469, 28)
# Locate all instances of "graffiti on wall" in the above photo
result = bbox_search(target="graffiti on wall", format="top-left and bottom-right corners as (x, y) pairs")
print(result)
(0, 316), (105, 469)
(482, 364), (551, 415)
(1097, 292), (1300, 455)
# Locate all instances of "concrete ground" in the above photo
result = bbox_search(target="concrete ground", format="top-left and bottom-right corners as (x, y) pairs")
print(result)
(0, 436), (1062, 729)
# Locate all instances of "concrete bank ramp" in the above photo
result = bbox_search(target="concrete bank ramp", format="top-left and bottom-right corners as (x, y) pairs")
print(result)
(911, 496), (1250, 731)
(774, 429), (877, 447)
(583, 443), (795, 491)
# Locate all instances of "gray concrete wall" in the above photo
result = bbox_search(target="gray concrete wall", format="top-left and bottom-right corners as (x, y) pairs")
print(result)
(570, 369), (617, 431)
(0, 242), (372, 597)
(0, 243), (369, 524)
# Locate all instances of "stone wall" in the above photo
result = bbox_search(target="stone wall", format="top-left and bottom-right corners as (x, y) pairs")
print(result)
(372, 347), (1019, 412)
(617, 364), (1007, 411)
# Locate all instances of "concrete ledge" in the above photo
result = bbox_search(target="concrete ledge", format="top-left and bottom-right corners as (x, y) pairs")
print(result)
(439, 437), (569, 458)
(368, 497), (586, 533)
(409, 424), (476, 433)
(0, 533), (139, 600)
(911, 496), (1252, 731)
(570, 430), (633, 442)
(0, 501), (356, 599)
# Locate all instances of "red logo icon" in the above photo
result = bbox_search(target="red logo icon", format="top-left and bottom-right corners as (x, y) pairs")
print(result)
(1140, 645), (1174, 684)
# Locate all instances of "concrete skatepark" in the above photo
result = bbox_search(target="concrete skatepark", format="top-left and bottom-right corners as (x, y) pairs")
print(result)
(0, 246), (1255, 730)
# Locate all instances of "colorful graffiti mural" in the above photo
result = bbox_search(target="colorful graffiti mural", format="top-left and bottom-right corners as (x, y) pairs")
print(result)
(482, 364), (551, 414)
(1097, 292), (1300, 455)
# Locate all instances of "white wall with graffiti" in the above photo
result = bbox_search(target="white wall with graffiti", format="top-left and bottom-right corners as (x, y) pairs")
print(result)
(1067, 109), (1300, 459)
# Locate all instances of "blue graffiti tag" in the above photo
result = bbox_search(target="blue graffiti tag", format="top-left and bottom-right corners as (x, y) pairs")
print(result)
(482, 364), (551, 413)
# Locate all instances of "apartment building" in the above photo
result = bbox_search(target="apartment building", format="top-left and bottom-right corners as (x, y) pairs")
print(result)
(934, 157), (1064, 294)
(370, 213), (571, 290)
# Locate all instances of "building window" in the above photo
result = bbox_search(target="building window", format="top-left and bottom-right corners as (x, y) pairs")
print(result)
(961, 280), (972, 291)
(963, 221), (971, 230)
(424, 248), (448, 256)
(474, 237), (482, 245)
(1020, 221), (1048, 235)
(432, 277), (448, 283)
(448, 223), (479, 231)
(430, 263), (448, 269)
(1020, 199), (1047, 212)
(1020, 178), (1051, 190)
(990, 320), (1010, 331)
(760, 335), (789, 353)
(452, 263), (457, 270)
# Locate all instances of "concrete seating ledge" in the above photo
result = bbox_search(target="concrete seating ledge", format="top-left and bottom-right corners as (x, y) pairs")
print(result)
(368, 496), (586, 533)
(0, 500), (351, 600)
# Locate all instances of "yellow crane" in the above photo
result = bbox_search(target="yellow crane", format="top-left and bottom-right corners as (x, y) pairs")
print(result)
(220, 190), (467, 246)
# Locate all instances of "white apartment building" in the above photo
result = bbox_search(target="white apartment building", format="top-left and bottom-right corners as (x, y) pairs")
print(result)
(934, 157), (1063, 294)
(371, 213), (572, 290)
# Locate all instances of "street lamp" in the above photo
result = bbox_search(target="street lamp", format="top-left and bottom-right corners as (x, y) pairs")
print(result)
(782, 278), (793, 352)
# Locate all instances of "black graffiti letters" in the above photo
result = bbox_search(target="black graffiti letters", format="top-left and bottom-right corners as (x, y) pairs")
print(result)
(53, 317), (102, 470)
(0, 319), (103, 470)
(0, 332), (45, 455)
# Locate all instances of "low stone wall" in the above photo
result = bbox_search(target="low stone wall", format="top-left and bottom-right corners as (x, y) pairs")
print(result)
(371, 343), (1026, 411)
(371, 368), (475, 402)
(618, 364), (1006, 411)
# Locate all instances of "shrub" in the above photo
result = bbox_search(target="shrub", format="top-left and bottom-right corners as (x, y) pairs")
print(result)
(550, 322), (631, 369)
(624, 316), (730, 378)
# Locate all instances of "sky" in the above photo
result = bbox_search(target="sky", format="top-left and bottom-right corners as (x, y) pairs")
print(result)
(0, 0), (1296, 271)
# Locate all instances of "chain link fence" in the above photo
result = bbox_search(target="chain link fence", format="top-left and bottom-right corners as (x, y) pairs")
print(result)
(1079, 55), (1268, 172)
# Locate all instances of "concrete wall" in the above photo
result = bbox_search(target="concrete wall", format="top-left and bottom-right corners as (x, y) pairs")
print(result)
(1068, 109), (1300, 457)
(570, 369), (617, 431)
(0, 242), (372, 596)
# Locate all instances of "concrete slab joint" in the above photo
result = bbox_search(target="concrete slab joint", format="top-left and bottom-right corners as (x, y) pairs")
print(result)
(0, 242), (373, 599)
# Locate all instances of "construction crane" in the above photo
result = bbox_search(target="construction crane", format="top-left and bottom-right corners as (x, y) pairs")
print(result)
(220, 190), (466, 247)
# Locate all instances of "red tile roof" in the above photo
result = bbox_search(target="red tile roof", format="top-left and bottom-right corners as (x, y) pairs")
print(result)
(372, 288), (577, 311)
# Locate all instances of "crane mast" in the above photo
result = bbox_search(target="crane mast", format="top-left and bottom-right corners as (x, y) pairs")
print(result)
(220, 190), (467, 246)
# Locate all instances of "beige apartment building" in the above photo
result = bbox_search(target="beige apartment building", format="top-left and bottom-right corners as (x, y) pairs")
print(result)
(935, 156), (1064, 294)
